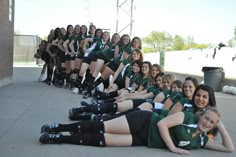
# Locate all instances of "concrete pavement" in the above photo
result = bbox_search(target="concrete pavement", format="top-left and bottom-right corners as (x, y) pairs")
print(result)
(0, 66), (235, 157)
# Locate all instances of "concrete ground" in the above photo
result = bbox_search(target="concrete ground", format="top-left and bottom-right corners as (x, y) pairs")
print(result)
(0, 66), (235, 157)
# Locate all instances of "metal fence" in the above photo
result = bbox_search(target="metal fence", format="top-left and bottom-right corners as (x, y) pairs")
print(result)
(13, 35), (42, 62)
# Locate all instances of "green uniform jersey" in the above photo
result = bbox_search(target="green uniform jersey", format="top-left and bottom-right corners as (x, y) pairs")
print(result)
(100, 44), (116, 60)
(157, 94), (192, 117)
(148, 111), (209, 149)
(112, 45), (132, 65)
(178, 97), (195, 113)
(132, 74), (149, 90)
(146, 85), (162, 97)
(169, 92), (183, 107)
(115, 62), (133, 84)
(129, 73), (140, 87)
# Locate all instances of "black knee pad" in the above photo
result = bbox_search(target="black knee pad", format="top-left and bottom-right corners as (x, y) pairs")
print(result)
(77, 121), (104, 134)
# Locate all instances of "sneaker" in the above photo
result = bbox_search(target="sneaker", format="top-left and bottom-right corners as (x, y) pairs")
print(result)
(90, 98), (104, 104)
(64, 83), (70, 89)
(83, 91), (93, 99)
(41, 79), (48, 83)
(80, 101), (92, 107)
(39, 132), (62, 144)
(72, 88), (78, 94)
(90, 114), (100, 121)
(68, 107), (85, 120)
(41, 123), (59, 134)
(47, 80), (52, 85)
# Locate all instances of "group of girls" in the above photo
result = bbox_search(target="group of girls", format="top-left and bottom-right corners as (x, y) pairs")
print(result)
(39, 74), (234, 154)
(36, 24), (158, 99)
(37, 24), (234, 155)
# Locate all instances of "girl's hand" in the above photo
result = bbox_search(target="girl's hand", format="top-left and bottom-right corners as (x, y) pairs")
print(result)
(170, 147), (191, 155)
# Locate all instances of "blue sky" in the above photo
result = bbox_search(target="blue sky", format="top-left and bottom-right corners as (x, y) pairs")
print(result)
(15, 0), (236, 44)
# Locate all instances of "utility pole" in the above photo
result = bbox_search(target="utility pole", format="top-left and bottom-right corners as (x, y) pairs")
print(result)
(116, 0), (134, 37)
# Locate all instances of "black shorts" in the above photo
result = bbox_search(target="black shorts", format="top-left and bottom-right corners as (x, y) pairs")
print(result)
(125, 110), (152, 146)
(58, 50), (65, 62)
(132, 99), (147, 108)
(97, 53), (110, 64)
(65, 54), (75, 61)
(107, 60), (119, 72)
(77, 48), (84, 59)
(83, 56), (91, 64)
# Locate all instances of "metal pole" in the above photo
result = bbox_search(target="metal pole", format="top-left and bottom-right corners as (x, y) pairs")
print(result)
(130, 0), (133, 36)
(116, 0), (119, 33)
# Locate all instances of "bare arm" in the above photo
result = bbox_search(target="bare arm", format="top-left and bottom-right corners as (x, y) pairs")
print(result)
(167, 101), (183, 116)
(136, 84), (144, 92)
(162, 98), (174, 110)
(153, 92), (165, 103)
(125, 92), (154, 100)
(110, 62), (125, 85)
(63, 40), (71, 55)
(204, 120), (234, 152)
(124, 76), (130, 89)
(46, 43), (55, 57)
(57, 39), (65, 51)
(113, 45), (120, 58)
(69, 40), (75, 53)
(121, 51), (129, 60)
(82, 38), (93, 52)
(157, 112), (191, 155)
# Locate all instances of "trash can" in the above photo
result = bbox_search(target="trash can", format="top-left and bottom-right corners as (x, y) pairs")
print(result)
(202, 67), (225, 92)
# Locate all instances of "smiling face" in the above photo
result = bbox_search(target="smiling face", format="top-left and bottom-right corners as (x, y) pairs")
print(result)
(102, 32), (110, 42)
(194, 89), (209, 110)
(132, 50), (141, 61)
(112, 34), (120, 44)
(183, 80), (196, 100)
(141, 63), (150, 75)
(198, 110), (219, 133)
(155, 76), (163, 88)
(162, 79), (172, 90)
(122, 35), (130, 45)
(132, 38), (141, 49)
(151, 66), (159, 78)
(171, 83), (182, 92)
(132, 63), (141, 73)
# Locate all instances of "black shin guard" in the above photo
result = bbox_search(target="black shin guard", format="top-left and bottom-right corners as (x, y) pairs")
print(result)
(85, 103), (118, 114)
(107, 91), (118, 98)
(61, 133), (105, 146)
(102, 108), (140, 121)
(59, 121), (104, 133)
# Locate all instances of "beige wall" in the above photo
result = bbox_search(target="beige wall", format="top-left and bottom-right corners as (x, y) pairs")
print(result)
(0, 0), (14, 87)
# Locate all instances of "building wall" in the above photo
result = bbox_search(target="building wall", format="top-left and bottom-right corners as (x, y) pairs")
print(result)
(0, 0), (14, 87)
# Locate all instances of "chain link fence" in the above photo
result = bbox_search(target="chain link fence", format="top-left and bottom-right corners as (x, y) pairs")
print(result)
(13, 35), (42, 63)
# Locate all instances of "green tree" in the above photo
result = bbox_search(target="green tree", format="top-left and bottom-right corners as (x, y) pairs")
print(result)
(234, 26), (236, 40)
(227, 38), (235, 47)
(142, 31), (172, 53)
(172, 35), (184, 50)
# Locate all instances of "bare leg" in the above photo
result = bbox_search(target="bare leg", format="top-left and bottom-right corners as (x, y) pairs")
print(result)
(117, 100), (134, 112)
(104, 115), (130, 134)
(138, 102), (153, 110)
(92, 59), (105, 78)
(101, 67), (114, 80)
(65, 60), (71, 73)
(104, 133), (132, 146)
(79, 62), (89, 76)
(90, 61), (96, 74)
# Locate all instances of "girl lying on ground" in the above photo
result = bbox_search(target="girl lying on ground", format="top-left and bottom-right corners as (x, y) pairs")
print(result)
(39, 107), (234, 155)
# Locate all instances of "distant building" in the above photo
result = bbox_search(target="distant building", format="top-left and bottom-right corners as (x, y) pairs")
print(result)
(0, 0), (15, 87)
